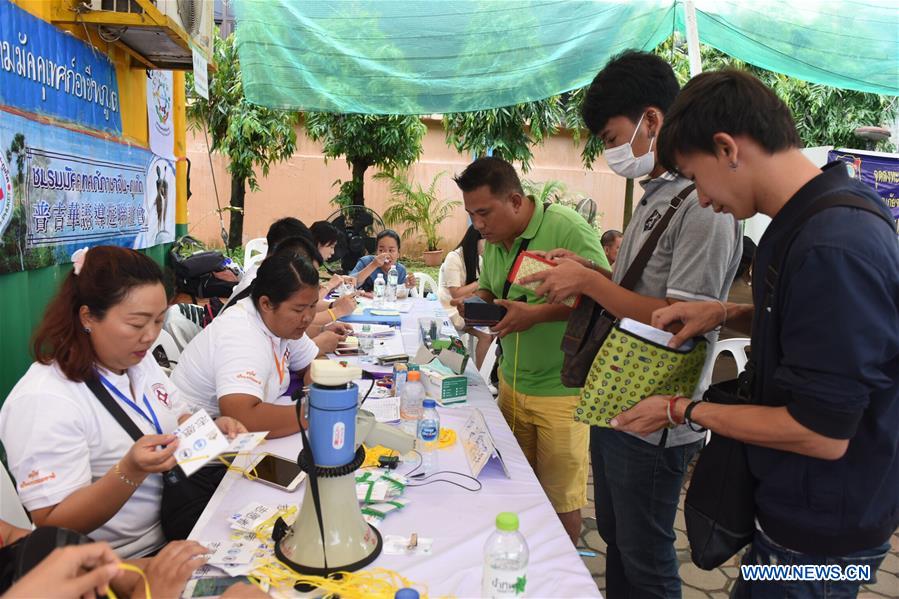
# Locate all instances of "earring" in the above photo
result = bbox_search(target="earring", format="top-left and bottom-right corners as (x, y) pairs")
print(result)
(83, 327), (92, 334)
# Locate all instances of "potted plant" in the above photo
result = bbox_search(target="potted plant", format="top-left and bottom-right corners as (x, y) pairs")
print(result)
(377, 170), (461, 266)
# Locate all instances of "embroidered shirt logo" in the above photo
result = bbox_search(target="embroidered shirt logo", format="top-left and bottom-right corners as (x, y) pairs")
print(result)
(237, 370), (263, 385)
(152, 383), (171, 407)
(643, 209), (662, 231)
(20, 469), (57, 489)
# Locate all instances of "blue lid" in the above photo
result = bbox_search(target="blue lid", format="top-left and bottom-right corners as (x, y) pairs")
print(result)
(395, 589), (420, 599)
(423, 398), (436, 408)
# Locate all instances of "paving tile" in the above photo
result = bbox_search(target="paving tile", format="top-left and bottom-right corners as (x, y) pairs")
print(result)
(865, 570), (899, 597)
(679, 563), (728, 591)
(682, 583), (712, 598)
(879, 551), (899, 575)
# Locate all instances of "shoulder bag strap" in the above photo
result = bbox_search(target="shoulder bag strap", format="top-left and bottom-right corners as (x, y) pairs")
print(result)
(763, 193), (892, 314)
(84, 376), (145, 442)
(619, 183), (696, 291)
(501, 201), (555, 299)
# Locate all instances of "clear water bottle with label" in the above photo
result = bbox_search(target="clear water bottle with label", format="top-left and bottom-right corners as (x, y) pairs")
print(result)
(416, 398), (440, 476)
(386, 264), (399, 302)
(482, 512), (529, 598)
(400, 370), (425, 435)
(359, 324), (374, 362)
(373, 273), (386, 307)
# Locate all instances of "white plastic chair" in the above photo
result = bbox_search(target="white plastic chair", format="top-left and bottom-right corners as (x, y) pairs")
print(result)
(243, 237), (268, 267)
(151, 329), (182, 374)
(414, 272), (439, 298)
(1, 464), (31, 529)
(243, 248), (267, 273)
(700, 337), (750, 391)
(701, 337), (750, 444)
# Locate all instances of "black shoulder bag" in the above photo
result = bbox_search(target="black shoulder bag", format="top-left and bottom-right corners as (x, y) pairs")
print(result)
(0, 527), (96, 594)
(684, 193), (894, 570)
(560, 184), (695, 387)
(85, 377), (227, 541)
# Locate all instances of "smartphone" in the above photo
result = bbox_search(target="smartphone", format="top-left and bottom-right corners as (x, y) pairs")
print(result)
(186, 576), (255, 597)
(377, 353), (409, 365)
(335, 347), (363, 356)
(247, 453), (305, 492)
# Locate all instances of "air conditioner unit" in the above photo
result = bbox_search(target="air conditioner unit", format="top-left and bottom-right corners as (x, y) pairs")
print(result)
(88, 0), (154, 13)
(159, 0), (214, 62)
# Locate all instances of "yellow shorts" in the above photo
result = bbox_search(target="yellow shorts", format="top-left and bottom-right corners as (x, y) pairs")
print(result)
(498, 375), (589, 513)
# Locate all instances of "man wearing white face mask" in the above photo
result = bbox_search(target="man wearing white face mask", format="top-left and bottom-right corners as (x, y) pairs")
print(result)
(520, 51), (742, 598)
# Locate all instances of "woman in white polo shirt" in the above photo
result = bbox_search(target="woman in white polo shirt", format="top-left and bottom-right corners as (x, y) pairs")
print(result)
(172, 252), (321, 438)
(0, 246), (244, 558)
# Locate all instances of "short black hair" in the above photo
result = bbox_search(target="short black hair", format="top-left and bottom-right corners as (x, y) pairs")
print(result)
(453, 156), (524, 197)
(273, 234), (322, 267)
(310, 220), (339, 247)
(376, 229), (402, 251)
(266, 217), (311, 253)
(252, 253), (319, 308)
(581, 50), (680, 135)
(601, 230), (622, 247)
(657, 70), (801, 173)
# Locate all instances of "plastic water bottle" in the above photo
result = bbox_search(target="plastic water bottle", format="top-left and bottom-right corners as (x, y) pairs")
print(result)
(400, 371), (425, 436)
(373, 273), (386, 307)
(416, 398), (440, 476)
(482, 512), (529, 598)
(359, 324), (374, 362)
(386, 264), (399, 302)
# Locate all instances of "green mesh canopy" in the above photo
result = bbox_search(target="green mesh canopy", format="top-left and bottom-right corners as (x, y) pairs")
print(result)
(233, 0), (898, 114)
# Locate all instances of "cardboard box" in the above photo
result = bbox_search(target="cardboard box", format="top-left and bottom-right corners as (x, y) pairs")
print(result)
(419, 365), (468, 405)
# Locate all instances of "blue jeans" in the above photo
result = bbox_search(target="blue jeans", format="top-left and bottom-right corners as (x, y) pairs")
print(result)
(592, 427), (702, 599)
(731, 528), (890, 599)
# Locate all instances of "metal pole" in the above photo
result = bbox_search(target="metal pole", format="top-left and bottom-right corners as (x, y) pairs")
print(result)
(684, 0), (703, 77)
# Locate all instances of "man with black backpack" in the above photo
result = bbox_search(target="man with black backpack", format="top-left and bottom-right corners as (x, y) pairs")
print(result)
(614, 70), (899, 597)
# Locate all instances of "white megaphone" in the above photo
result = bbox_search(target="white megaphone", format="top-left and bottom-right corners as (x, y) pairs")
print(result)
(274, 360), (414, 577)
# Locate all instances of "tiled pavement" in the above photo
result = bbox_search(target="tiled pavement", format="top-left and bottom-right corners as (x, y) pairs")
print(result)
(576, 352), (899, 598)
(577, 465), (899, 598)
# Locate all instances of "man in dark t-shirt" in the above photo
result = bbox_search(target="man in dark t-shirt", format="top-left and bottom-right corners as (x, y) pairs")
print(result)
(612, 70), (898, 598)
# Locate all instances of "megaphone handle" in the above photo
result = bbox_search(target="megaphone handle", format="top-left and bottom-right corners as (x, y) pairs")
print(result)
(295, 399), (329, 571)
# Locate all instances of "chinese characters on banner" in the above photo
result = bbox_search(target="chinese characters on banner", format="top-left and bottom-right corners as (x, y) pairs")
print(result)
(0, 111), (175, 274)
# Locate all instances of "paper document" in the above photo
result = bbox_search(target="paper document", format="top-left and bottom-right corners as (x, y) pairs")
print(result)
(619, 317), (696, 350)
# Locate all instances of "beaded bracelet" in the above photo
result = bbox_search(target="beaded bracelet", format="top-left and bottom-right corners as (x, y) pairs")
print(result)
(115, 462), (141, 488)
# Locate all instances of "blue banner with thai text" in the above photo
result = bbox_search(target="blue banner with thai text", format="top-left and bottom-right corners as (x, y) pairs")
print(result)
(829, 149), (899, 236)
(0, 110), (175, 273)
(0, 0), (122, 135)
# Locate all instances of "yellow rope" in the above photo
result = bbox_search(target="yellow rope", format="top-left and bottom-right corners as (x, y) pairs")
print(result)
(106, 563), (151, 599)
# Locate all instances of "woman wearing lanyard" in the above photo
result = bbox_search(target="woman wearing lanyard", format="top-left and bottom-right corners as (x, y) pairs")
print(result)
(172, 253), (321, 438)
(0, 247), (245, 558)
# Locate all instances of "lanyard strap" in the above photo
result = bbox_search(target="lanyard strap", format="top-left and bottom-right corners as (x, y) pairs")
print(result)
(271, 341), (286, 385)
(98, 374), (162, 435)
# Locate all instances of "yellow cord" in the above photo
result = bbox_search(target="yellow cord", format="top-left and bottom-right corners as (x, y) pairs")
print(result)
(249, 564), (432, 599)
(106, 563), (151, 599)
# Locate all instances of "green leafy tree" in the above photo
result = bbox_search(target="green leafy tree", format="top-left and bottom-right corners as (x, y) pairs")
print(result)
(377, 170), (460, 251)
(304, 114), (426, 207)
(187, 32), (298, 249)
(442, 96), (566, 172)
(655, 35), (897, 151)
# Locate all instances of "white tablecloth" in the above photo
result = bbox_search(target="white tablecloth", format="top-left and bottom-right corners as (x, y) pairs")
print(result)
(189, 298), (601, 598)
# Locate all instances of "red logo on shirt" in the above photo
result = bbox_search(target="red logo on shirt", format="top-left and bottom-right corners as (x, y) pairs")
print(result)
(152, 383), (170, 407)
(19, 469), (56, 489)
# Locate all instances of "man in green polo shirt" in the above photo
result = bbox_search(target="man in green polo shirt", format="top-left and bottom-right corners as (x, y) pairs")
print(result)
(453, 157), (607, 543)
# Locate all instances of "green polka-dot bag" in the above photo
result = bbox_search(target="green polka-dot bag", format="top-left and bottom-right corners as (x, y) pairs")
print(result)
(574, 324), (708, 427)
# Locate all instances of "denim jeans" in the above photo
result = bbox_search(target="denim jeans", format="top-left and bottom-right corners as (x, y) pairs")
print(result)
(731, 528), (891, 599)
(592, 427), (702, 599)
